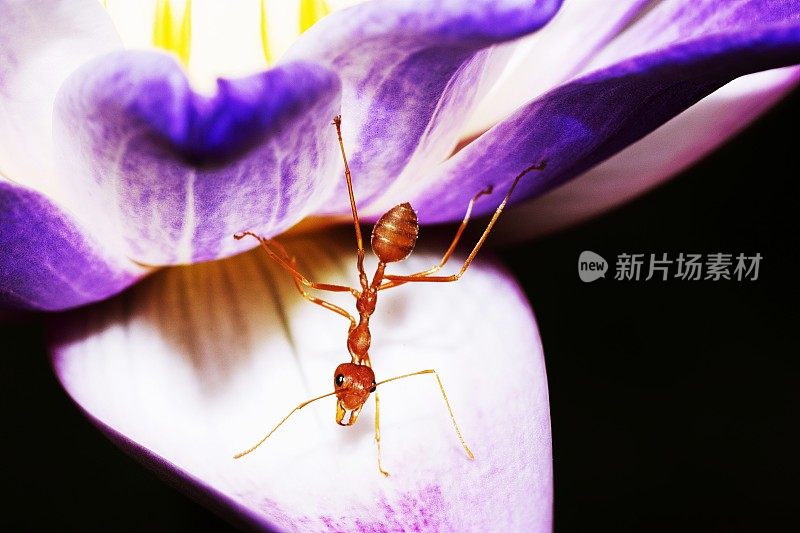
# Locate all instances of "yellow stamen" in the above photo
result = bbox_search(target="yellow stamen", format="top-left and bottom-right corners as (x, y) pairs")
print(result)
(152, 0), (192, 67)
(260, 0), (273, 65)
(299, 0), (330, 33)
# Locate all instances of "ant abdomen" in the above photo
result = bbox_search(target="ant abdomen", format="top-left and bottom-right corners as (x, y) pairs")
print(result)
(371, 202), (419, 263)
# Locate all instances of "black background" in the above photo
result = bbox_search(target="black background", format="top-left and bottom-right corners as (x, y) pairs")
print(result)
(2, 89), (797, 532)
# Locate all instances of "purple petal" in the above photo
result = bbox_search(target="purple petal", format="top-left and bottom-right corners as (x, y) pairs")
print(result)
(465, 0), (652, 135)
(53, 51), (341, 265)
(283, 0), (562, 214)
(497, 67), (800, 239)
(51, 237), (552, 531)
(407, 0), (800, 223)
(0, 0), (120, 192)
(0, 181), (144, 311)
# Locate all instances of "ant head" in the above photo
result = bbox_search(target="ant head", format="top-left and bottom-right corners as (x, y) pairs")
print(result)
(333, 363), (376, 426)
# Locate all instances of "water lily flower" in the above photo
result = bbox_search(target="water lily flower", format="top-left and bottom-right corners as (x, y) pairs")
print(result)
(2, 0), (799, 530)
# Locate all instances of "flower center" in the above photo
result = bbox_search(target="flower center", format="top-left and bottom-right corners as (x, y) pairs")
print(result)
(101, 0), (361, 91)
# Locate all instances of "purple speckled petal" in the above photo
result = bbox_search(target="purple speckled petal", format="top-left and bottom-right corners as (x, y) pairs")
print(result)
(497, 67), (800, 239)
(0, 0), (120, 192)
(405, 0), (800, 223)
(282, 0), (562, 215)
(0, 180), (145, 311)
(53, 51), (341, 265)
(50, 236), (552, 532)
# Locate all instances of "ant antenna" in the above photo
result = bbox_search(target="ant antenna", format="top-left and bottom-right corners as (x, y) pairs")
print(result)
(233, 389), (340, 459)
(233, 369), (474, 464)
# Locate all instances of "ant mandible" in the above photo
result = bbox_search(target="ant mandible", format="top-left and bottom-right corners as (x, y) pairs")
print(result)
(233, 115), (545, 476)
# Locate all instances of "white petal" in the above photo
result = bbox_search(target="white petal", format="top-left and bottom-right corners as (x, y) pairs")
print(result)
(0, 0), (121, 197)
(51, 235), (552, 531)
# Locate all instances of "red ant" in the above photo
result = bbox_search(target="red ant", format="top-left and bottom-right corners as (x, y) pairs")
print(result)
(233, 115), (545, 476)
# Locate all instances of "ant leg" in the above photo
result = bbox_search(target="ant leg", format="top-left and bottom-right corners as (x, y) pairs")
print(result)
(375, 369), (474, 460)
(290, 274), (356, 329)
(378, 184), (494, 291)
(381, 161), (546, 285)
(332, 115), (369, 289)
(235, 231), (360, 297)
(374, 391), (390, 477)
(262, 236), (357, 328)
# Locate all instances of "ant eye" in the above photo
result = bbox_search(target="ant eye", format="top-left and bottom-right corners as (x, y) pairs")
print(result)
(335, 374), (344, 387)
(370, 382), (376, 393)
